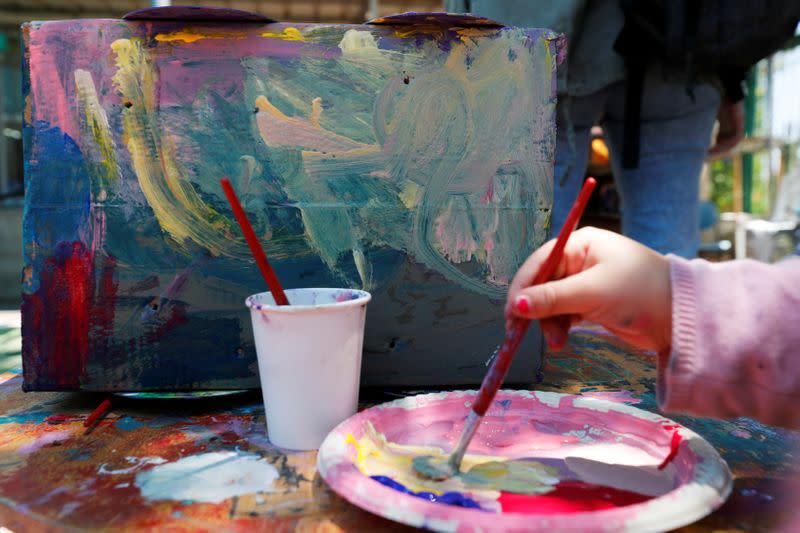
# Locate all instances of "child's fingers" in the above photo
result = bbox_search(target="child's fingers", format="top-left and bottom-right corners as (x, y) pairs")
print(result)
(508, 238), (559, 300)
(509, 266), (605, 320)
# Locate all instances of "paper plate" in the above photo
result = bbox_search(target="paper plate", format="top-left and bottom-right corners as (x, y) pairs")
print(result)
(318, 390), (731, 532)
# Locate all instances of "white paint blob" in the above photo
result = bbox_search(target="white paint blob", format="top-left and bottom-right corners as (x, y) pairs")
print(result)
(18, 430), (73, 454)
(135, 451), (279, 503)
(338, 29), (379, 54)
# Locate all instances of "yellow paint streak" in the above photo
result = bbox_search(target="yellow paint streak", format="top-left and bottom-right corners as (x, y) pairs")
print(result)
(74, 69), (118, 184)
(392, 27), (436, 39)
(154, 30), (244, 43)
(345, 422), (506, 496)
(456, 28), (494, 39)
(261, 27), (305, 41)
(254, 94), (288, 120)
(345, 424), (446, 495)
(352, 248), (371, 291)
(111, 38), (241, 258)
(345, 434), (366, 465)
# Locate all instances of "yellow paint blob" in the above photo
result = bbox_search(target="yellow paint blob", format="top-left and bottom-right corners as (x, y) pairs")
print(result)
(154, 30), (244, 44)
(399, 181), (422, 209)
(261, 27), (305, 41)
(346, 422), (560, 499)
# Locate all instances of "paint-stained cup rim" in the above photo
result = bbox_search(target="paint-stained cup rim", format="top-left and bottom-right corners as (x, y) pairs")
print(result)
(245, 288), (371, 313)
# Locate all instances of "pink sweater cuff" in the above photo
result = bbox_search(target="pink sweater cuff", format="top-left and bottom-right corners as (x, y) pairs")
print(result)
(658, 254), (800, 428)
(657, 255), (698, 414)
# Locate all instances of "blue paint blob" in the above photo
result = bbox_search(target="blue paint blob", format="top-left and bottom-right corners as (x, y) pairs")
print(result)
(370, 475), (482, 509)
(115, 415), (146, 431)
(64, 449), (92, 461)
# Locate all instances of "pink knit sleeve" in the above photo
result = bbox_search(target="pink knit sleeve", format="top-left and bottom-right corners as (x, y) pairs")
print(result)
(658, 255), (800, 428)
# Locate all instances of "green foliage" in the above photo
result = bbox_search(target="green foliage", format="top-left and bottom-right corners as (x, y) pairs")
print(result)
(709, 159), (733, 212)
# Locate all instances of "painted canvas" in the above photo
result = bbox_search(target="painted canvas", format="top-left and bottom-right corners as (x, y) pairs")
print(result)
(21, 8), (561, 391)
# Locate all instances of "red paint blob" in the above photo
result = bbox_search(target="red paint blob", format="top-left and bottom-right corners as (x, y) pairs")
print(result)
(44, 414), (82, 424)
(24, 242), (93, 386)
(515, 296), (530, 314)
(498, 481), (653, 514)
(657, 430), (683, 470)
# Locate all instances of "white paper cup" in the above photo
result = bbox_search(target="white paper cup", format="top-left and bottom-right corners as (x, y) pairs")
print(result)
(245, 288), (371, 450)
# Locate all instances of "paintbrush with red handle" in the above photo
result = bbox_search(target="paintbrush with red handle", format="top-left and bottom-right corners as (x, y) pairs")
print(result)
(220, 177), (289, 306)
(84, 180), (288, 438)
(413, 177), (597, 480)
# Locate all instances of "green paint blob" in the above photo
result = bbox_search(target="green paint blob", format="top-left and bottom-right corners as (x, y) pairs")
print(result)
(460, 460), (560, 495)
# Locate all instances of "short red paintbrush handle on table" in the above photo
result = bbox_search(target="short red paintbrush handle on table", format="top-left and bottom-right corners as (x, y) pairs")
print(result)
(84, 397), (112, 427)
(471, 319), (530, 416)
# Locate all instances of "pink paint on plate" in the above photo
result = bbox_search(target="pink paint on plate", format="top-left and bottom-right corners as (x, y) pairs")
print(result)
(318, 390), (731, 532)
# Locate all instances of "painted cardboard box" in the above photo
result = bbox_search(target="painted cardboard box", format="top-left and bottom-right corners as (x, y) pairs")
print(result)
(21, 7), (562, 391)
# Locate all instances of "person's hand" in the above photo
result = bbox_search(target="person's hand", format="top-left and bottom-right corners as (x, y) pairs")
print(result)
(505, 227), (672, 353)
(708, 98), (745, 158)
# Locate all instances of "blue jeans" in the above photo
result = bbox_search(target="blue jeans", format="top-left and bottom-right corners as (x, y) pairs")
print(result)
(552, 69), (722, 258)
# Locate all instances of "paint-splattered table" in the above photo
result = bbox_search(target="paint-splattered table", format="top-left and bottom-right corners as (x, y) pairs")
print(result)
(0, 327), (797, 532)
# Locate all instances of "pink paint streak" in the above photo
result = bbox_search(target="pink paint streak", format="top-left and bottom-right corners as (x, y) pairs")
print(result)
(26, 22), (122, 140)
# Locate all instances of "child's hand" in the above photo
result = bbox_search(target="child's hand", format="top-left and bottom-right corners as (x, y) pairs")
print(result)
(505, 227), (672, 353)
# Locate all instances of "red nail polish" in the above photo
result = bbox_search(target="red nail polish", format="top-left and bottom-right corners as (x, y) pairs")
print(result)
(516, 296), (530, 314)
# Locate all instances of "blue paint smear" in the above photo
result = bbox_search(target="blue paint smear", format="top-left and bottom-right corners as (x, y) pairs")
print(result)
(115, 415), (146, 431)
(22, 122), (92, 295)
(370, 475), (483, 509)
(0, 412), (50, 425)
(64, 449), (92, 461)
